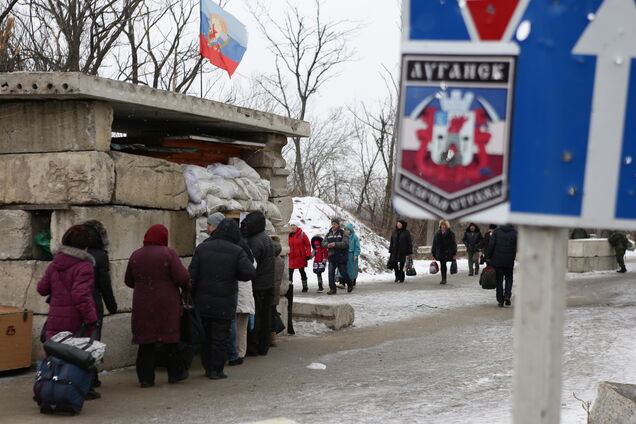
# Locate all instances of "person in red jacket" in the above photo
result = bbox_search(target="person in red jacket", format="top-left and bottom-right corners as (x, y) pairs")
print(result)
(311, 235), (328, 292)
(288, 220), (311, 292)
(37, 224), (100, 399)
(125, 224), (192, 388)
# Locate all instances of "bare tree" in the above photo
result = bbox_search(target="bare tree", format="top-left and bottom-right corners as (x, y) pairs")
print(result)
(13, 0), (143, 73)
(350, 67), (399, 233)
(250, 0), (356, 196)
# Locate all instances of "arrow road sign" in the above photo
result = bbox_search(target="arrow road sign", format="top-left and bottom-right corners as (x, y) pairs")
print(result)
(573, 0), (636, 226)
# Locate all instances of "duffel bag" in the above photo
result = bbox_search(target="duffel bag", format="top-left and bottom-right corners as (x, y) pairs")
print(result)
(479, 267), (497, 289)
(33, 356), (92, 415)
(43, 323), (103, 371)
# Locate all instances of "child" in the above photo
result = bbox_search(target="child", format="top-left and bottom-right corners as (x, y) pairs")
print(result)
(311, 235), (328, 293)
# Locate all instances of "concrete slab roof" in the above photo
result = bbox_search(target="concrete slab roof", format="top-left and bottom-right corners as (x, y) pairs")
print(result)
(0, 72), (310, 138)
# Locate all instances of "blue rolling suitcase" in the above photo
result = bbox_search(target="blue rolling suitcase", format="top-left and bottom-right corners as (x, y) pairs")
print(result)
(33, 356), (92, 414)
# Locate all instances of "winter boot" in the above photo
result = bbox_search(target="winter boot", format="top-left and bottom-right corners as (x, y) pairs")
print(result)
(617, 267), (627, 273)
(316, 275), (324, 292)
(301, 279), (308, 293)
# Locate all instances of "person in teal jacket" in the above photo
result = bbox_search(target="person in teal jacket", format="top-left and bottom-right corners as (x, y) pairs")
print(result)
(344, 223), (361, 286)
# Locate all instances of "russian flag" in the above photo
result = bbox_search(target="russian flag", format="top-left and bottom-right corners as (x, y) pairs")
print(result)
(199, 0), (248, 77)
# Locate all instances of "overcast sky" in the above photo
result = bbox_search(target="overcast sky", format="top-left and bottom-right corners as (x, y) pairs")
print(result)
(210, 0), (402, 115)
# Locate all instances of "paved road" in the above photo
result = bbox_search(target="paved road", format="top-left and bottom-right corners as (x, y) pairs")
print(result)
(2, 270), (635, 424)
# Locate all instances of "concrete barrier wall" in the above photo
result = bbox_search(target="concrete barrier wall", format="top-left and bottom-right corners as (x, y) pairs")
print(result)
(50, 206), (195, 260)
(0, 101), (112, 154)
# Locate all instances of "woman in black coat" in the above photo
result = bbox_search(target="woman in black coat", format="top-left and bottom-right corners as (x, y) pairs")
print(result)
(82, 219), (118, 395)
(431, 219), (457, 285)
(389, 220), (413, 283)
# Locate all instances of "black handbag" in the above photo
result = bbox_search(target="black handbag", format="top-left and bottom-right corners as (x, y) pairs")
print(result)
(405, 257), (416, 276)
(272, 310), (286, 334)
(450, 259), (458, 274)
(42, 323), (99, 371)
(180, 293), (205, 345)
(386, 258), (396, 271)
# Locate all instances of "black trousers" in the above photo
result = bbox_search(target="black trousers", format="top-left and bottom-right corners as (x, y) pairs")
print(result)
(328, 261), (350, 291)
(440, 260), (449, 280)
(288, 268), (307, 282)
(200, 317), (232, 374)
(247, 287), (274, 355)
(495, 266), (514, 302)
(136, 343), (183, 384)
(393, 256), (406, 281)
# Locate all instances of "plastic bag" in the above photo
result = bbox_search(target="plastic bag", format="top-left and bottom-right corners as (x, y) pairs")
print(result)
(429, 261), (439, 274)
(229, 157), (261, 180)
(206, 163), (241, 179)
(34, 231), (53, 260)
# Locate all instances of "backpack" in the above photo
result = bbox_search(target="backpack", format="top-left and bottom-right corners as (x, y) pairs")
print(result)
(33, 356), (92, 414)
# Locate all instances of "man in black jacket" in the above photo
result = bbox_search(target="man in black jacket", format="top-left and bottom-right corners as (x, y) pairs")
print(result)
(241, 211), (276, 356)
(322, 218), (351, 294)
(486, 224), (518, 307)
(189, 219), (256, 379)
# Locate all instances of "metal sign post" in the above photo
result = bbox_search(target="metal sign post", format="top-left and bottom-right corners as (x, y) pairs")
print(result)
(396, 0), (636, 422)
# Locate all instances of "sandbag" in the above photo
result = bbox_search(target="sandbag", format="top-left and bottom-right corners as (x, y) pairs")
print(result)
(206, 163), (241, 179)
(205, 194), (224, 213)
(266, 202), (283, 225)
(186, 200), (207, 217)
(229, 157), (261, 180)
(181, 165), (204, 204)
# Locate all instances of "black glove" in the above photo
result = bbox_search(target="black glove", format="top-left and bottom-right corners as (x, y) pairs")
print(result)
(306, 256), (311, 260)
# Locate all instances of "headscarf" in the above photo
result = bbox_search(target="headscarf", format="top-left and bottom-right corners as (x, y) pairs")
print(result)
(143, 224), (169, 247)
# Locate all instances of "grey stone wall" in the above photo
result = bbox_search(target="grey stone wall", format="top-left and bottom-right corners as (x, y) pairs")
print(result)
(0, 101), (112, 154)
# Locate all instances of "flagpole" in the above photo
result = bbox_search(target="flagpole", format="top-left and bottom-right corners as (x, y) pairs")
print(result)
(200, 60), (204, 99)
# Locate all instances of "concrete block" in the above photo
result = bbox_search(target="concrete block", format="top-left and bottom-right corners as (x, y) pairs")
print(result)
(568, 239), (614, 258)
(269, 176), (290, 198)
(0, 151), (114, 205)
(292, 302), (354, 330)
(590, 382), (636, 424)
(0, 260), (49, 313)
(51, 206), (195, 261)
(568, 256), (616, 273)
(415, 245), (467, 260)
(244, 150), (286, 169)
(271, 196), (293, 225)
(0, 101), (112, 153)
(0, 210), (32, 259)
(100, 313), (138, 370)
(109, 152), (188, 210)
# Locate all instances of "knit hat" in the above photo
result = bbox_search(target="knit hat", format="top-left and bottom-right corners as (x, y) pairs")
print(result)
(207, 212), (225, 228)
(289, 219), (301, 227)
(331, 217), (341, 225)
(489, 224), (498, 230)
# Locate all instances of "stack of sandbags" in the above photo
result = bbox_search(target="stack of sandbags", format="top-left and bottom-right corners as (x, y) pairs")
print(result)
(182, 157), (284, 231)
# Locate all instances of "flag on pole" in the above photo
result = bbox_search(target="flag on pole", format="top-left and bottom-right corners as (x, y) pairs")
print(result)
(199, 0), (248, 77)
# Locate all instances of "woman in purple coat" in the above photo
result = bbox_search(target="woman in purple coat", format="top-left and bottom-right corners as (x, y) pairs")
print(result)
(125, 224), (192, 388)
(37, 224), (100, 399)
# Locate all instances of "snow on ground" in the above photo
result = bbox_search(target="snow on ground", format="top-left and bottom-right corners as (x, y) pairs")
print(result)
(292, 256), (636, 423)
(290, 197), (390, 274)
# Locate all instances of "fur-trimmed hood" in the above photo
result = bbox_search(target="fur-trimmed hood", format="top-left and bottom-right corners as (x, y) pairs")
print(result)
(54, 245), (96, 268)
(82, 219), (110, 252)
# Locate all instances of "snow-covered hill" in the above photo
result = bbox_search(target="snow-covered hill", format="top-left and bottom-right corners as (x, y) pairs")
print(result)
(290, 197), (390, 274)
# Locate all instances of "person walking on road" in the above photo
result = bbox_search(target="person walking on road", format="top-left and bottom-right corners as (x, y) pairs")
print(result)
(241, 211), (276, 356)
(288, 220), (311, 292)
(344, 223), (361, 287)
(486, 224), (518, 307)
(608, 232), (631, 273)
(431, 219), (457, 285)
(462, 223), (484, 276)
(322, 218), (352, 294)
(125, 224), (192, 387)
(190, 218), (255, 379)
(389, 220), (413, 283)
(481, 224), (497, 266)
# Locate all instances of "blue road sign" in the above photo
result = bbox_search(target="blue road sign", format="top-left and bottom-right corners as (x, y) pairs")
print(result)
(395, 0), (636, 230)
